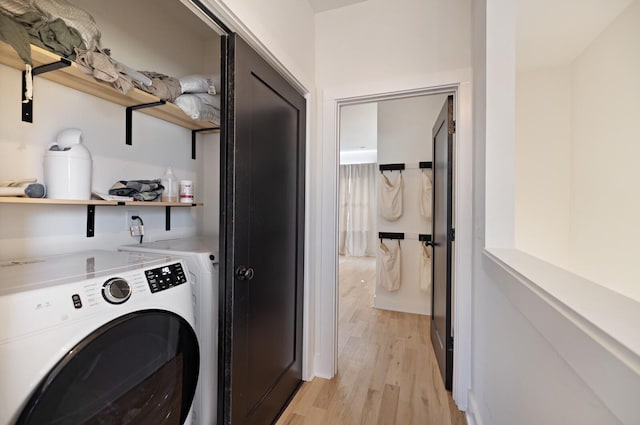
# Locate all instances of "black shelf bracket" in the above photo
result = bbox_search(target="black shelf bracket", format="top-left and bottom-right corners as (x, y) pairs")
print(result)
(191, 127), (220, 159)
(125, 101), (166, 145)
(22, 58), (72, 123)
(86, 205), (95, 237)
(419, 161), (433, 169)
(379, 163), (405, 172)
(166, 206), (171, 231)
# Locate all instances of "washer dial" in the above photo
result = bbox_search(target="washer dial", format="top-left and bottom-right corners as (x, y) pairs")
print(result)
(102, 278), (132, 304)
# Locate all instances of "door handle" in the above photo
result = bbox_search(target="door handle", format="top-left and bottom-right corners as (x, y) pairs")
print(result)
(236, 265), (255, 281)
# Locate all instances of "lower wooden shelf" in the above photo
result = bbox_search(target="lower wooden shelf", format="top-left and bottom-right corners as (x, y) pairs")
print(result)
(0, 197), (203, 237)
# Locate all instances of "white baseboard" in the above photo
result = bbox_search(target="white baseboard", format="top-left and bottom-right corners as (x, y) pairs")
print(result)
(466, 390), (484, 425)
(313, 353), (334, 380)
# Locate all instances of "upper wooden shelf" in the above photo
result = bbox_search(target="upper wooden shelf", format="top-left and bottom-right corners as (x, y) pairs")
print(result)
(0, 41), (219, 131)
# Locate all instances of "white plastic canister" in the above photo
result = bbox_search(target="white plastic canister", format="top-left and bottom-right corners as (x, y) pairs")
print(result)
(43, 128), (93, 200)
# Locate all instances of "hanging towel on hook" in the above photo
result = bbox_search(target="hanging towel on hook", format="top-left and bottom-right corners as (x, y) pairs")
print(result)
(379, 171), (403, 221)
(419, 169), (432, 220)
(379, 239), (401, 292)
(419, 243), (432, 292)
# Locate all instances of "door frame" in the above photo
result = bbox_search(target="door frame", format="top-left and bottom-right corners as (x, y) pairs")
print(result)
(315, 71), (473, 410)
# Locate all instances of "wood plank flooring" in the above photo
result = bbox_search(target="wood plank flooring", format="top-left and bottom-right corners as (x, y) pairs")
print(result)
(276, 256), (467, 425)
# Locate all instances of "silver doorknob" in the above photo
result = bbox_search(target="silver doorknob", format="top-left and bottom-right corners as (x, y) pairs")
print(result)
(236, 265), (255, 281)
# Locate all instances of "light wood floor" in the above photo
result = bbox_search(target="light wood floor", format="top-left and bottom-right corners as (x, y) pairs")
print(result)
(276, 256), (467, 425)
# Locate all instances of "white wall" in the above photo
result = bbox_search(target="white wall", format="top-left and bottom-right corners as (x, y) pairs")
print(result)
(0, 0), (221, 260)
(374, 95), (445, 315)
(514, 1), (640, 302)
(315, 0), (471, 88)
(568, 0), (640, 302)
(339, 102), (377, 157)
(469, 1), (639, 424)
(339, 102), (377, 164)
(76, 0), (220, 76)
(515, 66), (571, 267)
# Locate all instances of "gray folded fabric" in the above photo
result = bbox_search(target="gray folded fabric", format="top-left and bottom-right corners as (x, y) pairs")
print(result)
(0, 0), (39, 17)
(14, 11), (85, 59)
(75, 46), (133, 93)
(0, 10), (32, 65)
(109, 179), (164, 201)
(134, 71), (182, 101)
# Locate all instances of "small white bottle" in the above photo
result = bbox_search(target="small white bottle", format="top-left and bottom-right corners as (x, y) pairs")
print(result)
(179, 180), (194, 203)
(160, 166), (178, 202)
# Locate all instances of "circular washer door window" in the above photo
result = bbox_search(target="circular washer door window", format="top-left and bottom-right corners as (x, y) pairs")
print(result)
(16, 310), (199, 425)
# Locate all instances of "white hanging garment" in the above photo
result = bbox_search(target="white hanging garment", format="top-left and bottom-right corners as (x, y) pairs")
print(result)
(379, 240), (401, 292)
(419, 243), (432, 293)
(419, 170), (433, 220)
(379, 172), (403, 221)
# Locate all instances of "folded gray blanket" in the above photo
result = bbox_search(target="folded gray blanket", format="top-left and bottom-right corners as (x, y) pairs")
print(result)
(109, 179), (164, 201)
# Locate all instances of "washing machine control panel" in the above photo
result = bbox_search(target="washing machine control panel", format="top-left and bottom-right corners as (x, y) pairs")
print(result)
(144, 262), (187, 293)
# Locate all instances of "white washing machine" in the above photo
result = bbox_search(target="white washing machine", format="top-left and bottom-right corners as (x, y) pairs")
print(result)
(0, 250), (200, 425)
(120, 236), (219, 425)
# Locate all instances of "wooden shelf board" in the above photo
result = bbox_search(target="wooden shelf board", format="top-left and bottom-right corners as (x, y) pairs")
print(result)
(128, 201), (203, 207)
(0, 41), (220, 131)
(0, 197), (203, 207)
(0, 197), (117, 206)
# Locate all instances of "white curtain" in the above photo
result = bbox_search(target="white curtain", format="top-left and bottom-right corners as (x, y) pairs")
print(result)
(339, 163), (377, 256)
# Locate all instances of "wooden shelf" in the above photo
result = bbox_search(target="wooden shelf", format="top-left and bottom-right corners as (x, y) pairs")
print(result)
(0, 197), (203, 237)
(0, 197), (117, 206)
(0, 41), (220, 131)
(0, 197), (203, 207)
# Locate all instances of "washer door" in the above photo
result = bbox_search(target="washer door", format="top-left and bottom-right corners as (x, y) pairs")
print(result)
(16, 310), (199, 425)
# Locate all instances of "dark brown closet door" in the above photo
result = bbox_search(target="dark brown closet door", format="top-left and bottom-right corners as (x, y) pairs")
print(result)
(219, 34), (305, 425)
(431, 95), (454, 391)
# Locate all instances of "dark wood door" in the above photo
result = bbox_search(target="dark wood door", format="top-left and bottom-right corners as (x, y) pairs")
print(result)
(430, 95), (454, 391)
(219, 34), (305, 425)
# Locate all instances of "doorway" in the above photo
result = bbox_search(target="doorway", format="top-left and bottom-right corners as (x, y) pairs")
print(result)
(336, 92), (454, 392)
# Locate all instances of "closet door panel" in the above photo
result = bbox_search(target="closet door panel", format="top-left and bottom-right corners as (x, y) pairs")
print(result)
(431, 95), (454, 390)
(220, 33), (305, 425)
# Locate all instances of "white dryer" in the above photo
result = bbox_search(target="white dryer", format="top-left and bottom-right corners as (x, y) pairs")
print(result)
(120, 236), (219, 425)
(0, 250), (200, 425)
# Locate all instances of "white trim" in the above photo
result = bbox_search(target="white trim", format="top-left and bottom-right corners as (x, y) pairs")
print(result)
(484, 249), (640, 425)
(316, 69), (473, 410)
(452, 82), (473, 409)
(466, 390), (484, 425)
(314, 92), (340, 378)
(302, 92), (313, 381)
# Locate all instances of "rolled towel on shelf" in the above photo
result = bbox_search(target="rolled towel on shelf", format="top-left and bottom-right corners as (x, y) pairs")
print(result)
(0, 180), (46, 198)
(174, 94), (220, 123)
(179, 74), (219, 95)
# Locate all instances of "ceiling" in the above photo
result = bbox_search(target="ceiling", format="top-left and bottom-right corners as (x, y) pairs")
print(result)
(517, 0), (632, 71)
(307, 0), (369, 13)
